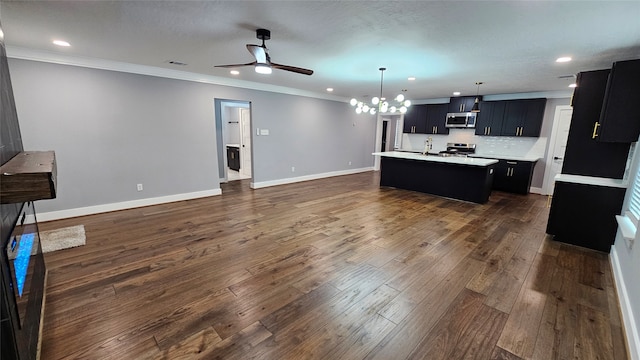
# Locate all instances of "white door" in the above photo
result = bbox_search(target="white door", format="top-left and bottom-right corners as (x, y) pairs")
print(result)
(543, 105), (573, 194)
(240, 108), (252, 178)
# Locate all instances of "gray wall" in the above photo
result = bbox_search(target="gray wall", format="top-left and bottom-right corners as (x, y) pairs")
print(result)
(9, 58), (374, 214)
(534, 97), (572, 187)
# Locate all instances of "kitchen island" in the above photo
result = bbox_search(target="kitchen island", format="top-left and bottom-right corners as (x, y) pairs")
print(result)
(372, 151), (498, 204)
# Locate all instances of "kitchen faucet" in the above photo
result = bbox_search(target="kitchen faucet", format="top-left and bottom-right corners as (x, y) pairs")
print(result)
(422, 137), (433, 155)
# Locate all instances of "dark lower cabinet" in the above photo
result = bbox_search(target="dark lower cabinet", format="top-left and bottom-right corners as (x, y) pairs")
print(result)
(226, 146), (240, 171)
(546, 181), (625, 253)
(492, 160), (536, 194)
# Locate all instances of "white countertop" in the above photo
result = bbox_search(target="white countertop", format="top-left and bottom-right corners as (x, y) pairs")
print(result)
(372, 151), (498, 167)
(554, 174), (628, 188)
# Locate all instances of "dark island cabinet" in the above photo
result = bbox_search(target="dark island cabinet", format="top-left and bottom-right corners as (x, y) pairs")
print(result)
(490, 159), (536, 194)
(475, 101), (506, 136)
(597, 59), (640, 143)
(424, 103), (449, 134)
(546, 181), (625, 253)
(500, 98), (546, 137)
(403, 104), (427, 134)
(561, 69), (631, 179)
(448, 96), (479, 113)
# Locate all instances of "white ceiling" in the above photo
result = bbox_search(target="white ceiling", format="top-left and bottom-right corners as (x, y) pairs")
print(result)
(1, 1), (639, 102)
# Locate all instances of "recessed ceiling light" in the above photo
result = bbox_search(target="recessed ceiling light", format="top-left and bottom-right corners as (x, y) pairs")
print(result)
(230, 70), (240, 75)
(53, 40), (70, 47)
(453, 91), (461, 96)
(326, 88), (334, 92)
(569, 83), (577, 88)
(556, 57), (572, 63)
(408, 77), (416, 81)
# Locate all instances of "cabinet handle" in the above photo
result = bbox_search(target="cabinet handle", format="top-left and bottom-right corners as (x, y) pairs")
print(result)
(433, 126), (436, 133)
(592, 122), (600, 139)
(506, 161), (517, 165)
(488, 126), (491, 135)
(506, 168), (511, 176)
(460, 103), (464, 112)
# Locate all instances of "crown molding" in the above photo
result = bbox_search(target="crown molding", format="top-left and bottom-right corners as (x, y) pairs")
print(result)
(6, 46), (349, 103)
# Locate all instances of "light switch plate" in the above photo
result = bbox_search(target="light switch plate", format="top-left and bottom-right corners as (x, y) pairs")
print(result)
(260, 129), (269, 136)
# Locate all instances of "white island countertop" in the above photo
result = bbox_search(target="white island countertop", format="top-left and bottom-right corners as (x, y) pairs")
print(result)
(469, 154), (541, 162)
(372, 151), (498, 167)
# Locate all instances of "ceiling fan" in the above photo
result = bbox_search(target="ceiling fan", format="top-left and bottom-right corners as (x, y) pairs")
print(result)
(214, 28), (314, 76)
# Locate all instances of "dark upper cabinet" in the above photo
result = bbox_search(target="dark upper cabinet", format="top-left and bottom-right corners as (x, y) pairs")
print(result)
(475, 101), (506, 136)
(500, 98), (546, 137)
(597, 59), (640, 143)
(448, 96), (479, 113)
(424, 103), (449, 134)
(561, 69), (631, 179)
(403, 104), (427, 134)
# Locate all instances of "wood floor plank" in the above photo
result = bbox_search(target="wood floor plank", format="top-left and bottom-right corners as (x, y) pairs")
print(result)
(36, 172), (627, 360)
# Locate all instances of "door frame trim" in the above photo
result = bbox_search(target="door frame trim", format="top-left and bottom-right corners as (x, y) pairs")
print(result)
(542, 105), (573, 195)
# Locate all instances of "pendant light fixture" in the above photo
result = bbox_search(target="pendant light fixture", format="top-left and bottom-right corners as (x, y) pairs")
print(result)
(471, 81), (483, 113)
(350, 68), (411, 115)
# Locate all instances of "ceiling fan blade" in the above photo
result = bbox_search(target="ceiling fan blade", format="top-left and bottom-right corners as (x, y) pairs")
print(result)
(214, 61), (256, 68)
(246, 44), (267, 63)
(270, 62), (314, 76)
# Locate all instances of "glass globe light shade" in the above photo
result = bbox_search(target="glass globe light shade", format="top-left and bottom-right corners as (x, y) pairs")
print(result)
(371, 97), (380, 105)
(404, 100), (411, 107)
(254, 64), (272, 74)
(396, 94), (405, 102)
(389, 106), (397, 113)
(355, 107), (362, 114)
(380, 102), (389, 113)
(350, 98), (358, 106)
(370, 108), (376, 115)
(362, 105), (370, 112)
(400, 106), (408, 114)
(358, 102), (364, 107)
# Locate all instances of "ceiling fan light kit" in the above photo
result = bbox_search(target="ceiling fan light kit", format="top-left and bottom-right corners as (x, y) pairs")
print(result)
(214, 28), (313, 76)
(351, 68), (412, 115)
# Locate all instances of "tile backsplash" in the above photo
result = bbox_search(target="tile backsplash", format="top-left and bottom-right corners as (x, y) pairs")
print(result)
(400, 129), (547, 159)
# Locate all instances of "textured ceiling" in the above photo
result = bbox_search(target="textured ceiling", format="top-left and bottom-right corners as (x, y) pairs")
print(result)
(1, 1), (639, 101)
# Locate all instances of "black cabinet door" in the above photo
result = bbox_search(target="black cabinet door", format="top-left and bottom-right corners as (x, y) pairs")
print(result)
(448, 96), (477, 113)
(501, 99), (546, 137)
(425, 103), (449, 134)
(598, 59), (640, 143)
(546, 181), (625, 252)
(475, 101), (505, 136)
(491, 160), (536, 194)
(561, 70), (631, 179)
(403, 104), (427, 133)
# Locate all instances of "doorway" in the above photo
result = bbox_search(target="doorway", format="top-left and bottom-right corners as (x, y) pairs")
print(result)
(374, 114), (403, 170)
(214, 99), (252, 183)
(542, 105), (573, 194)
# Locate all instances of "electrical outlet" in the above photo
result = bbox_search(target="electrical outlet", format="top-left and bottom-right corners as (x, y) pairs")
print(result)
(291, 166), (295, 172)
(137, 183), (143, 191)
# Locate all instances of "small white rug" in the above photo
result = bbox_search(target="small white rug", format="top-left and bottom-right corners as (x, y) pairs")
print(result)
(40, 225), (86, 253)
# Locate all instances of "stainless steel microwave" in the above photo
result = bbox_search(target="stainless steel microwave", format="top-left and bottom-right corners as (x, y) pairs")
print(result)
(445, 112), (477, 128)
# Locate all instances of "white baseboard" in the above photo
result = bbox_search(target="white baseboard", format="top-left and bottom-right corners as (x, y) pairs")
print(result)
(529, 186), (545, 195)
(33, 189), (222, 222)
(610, 247), (640, 360)
(251, 167), (373, 189)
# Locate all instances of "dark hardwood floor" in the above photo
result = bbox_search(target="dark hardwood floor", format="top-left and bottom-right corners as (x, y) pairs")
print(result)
(37, 171), (628, 359)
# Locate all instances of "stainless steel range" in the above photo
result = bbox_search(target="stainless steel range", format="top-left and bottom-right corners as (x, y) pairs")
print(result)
(438, 143), (476, 157)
